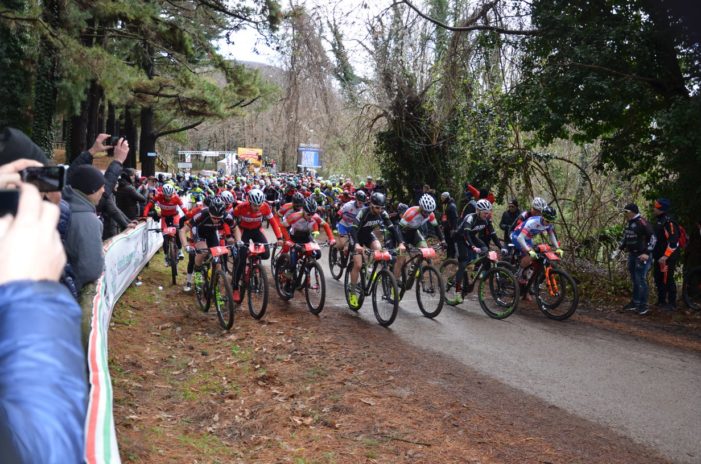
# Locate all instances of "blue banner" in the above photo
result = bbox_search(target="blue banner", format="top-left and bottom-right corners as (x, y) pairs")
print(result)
(298, 148), (321, 168)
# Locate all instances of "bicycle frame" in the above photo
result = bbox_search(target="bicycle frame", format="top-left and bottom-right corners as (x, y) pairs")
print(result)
(399, 246), (437, 290)
(357, 249), (394, 296)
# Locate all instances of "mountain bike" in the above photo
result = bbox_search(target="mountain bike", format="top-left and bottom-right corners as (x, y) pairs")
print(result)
(274, 241), (326, 315)
(502, 243), (578, 320)
(343, 248), (399, 327)
(192, 245), (235, 330)
(395, 244), (445, 318)
(328, 239), (351, 280)
(683, 265), (701, 310)
(230, 242), (270, 320)
(149, 226), (178, 285)
(440, 250), (520, 320)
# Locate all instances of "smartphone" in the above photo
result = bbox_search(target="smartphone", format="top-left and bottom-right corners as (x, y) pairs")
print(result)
(0, 189), (20, 216)
(106, 135), (121, 156)
(20, 165), (66, 192)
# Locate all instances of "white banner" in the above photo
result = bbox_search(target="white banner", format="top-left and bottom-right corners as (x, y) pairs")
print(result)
(84, 219), (163, 464)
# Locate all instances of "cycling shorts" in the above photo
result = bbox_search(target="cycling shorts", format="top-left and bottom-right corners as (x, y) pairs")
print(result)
(402, 228), (427, 248)
(510, 232), (532, 254)
(337, 223), (351, 236)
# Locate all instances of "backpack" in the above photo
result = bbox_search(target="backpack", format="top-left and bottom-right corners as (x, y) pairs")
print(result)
(678, 224), (689, 250)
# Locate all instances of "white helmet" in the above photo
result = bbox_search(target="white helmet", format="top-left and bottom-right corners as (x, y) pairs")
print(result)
(475, 199), (492, 212)
(532, 197), (547, 212)
(162, 184), (175, 197)
(248, 189), (265, 206)
(220, 190), (235, 205)
(419, 194), (436, 213)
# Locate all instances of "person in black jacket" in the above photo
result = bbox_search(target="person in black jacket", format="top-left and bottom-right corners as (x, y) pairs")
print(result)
(652, 198), (681, 311)
(116, 168), (146, 220)
(499, 198), (521, 243)
(440, 192), (459, 259)
(614, 203), (656, 315)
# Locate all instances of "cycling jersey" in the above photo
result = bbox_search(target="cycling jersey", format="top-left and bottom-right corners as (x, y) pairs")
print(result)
(234, 201), (282, 239)
(188, 209), (236, 247)
(282, 211), (334, 241)
(143, 193), (184, 218)
(511, 216), (559, 252)
(349, 207), (401, 249)
(456, 213), (502, 250)
(399, 206), (444, 241)
(338, 200), (363, 227)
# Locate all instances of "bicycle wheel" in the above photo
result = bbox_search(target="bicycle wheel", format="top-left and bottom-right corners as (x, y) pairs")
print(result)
(439, 258), (460, 305)
(343, 262), (365, 311)
(534, 268), (579, 320)
(270, 243), (279, 277)
(274, 254), (294, 301)
(328, 246), (344, 280)
(304, 261), (326, 315)
(372, 269), (399, 327)
(416, 265), (445, 318)
(683, 267), (701, 310)
(478, 267), (519, 319)
(169, 240), (178, 285)
(214, 269), (235, 330)
(195, 265), (210, 312)
(247, 263), (268, 319)
(496, 260), (517, 274)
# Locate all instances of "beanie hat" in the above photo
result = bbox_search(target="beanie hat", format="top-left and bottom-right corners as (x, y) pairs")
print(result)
(68, 165), (105, 195)
(623, 203), (639, 214)
(0, 127), (49, 166)
(508, 198), (519, 207)
(654, 198), (671, 212)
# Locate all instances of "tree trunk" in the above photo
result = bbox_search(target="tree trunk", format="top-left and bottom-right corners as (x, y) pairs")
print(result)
(68, 102), (88, 162)
(86, 80), (103, 145)
(140, 106), (157, 176)
(124, 106), (138, 170)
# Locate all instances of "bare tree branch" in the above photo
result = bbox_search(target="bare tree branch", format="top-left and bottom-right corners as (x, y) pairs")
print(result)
(155, 119), (204, 139)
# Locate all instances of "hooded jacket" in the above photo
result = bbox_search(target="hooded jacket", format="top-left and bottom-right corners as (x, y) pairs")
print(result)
(63, 185), (104, 291)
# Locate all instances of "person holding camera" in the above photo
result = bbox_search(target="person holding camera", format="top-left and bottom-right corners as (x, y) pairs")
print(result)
(0, 153), (88, 462)
(613, 203), (656, 315)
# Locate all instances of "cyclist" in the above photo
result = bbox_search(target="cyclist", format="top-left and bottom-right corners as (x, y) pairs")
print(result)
(143, 183), (186, 265)
(347, 192), (403, 306)
(220, 190), (236, 213)
(511, 205), (563, 283)
(334, 190), (367, 256)
(179, 196), (237, 292)
(394, 194), (445, 282)
(451, 199), (505, 303)
(279, 197), (335, 282)
(232, 189), (283, 301)
(512, 197), (548, 231)
(278, 191), (305, 222)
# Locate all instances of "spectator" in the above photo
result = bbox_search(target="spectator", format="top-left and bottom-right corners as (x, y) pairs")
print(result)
(364, 176), (376, 193)
(374, 178), (387, 195)
(652, 198), (681, 311)
(0, 127), (49, 166)
(614, 203), (655, 315)
(441, 192), (459, 259)
(63, 164), (106, 291)
(0, 180), (87, 463)
(116, 168), (146, 220)
(499, 199), (521, 242)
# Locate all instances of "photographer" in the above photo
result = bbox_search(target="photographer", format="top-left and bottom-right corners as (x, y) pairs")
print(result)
(0, 161), (87, 462)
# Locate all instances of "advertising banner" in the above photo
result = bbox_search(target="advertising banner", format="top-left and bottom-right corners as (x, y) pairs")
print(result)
(297, 146), (322, 168)
(84, 219), (163, 463)
(237, 147), (263, 167)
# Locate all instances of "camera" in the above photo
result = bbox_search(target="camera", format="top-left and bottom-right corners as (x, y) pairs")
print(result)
(0, 189), (20, 216)
(20, 165), (67, 192)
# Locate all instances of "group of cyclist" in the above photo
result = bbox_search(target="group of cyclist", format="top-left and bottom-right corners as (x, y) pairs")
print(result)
(140, 170), (563, 310)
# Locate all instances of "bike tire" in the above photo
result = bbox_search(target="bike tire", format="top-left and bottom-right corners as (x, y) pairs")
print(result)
(270, 243), (279, 277)
(195, 265), (210, 312)
(214, 269), (235, 330)
(439, 258), (460, 305)
(683, 266), (701, 310)
(328, 246), (344, 280)
(343, 261), (365, 311)
(478, 267), (519, 319)
(304, 261), (326, 315)
(169, 240), (178, 285)
(496, 260), (517, 274)
(274, 254), (294, 301)
(371, 269), (399, 327)
(416, 265), (445, 318)
(247, 263), (269, 320)
(535, 268), (579, 320)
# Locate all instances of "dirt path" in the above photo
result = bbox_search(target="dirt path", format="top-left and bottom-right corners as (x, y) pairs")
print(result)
(110, 261), (672, 463)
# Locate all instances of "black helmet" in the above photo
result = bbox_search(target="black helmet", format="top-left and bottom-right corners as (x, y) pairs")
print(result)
(370, 192), (386, 207)
(355, 190), (367, 202)
(303, 197), (318, 214)
(542, 206), (557, 221)
(292, 192), (305, 207)
(209, 196), (226, 217)
(397, 203), (409, 215)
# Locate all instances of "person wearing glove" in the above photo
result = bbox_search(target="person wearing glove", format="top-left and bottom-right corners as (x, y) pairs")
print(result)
(280, 197), (332, 279)
(616, 203), (655, 314)
(511, 205), (561, 284)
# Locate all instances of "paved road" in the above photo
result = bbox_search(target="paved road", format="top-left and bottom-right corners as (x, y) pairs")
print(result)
(279, 241), (701, 464)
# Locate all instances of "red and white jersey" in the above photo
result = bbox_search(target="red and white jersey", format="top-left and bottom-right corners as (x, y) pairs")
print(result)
(234, 201), (282, 238)
(399, 206), (438, 229)
(277, 202), (298, 221)
(282, 211), (333, 241)
(143, 193), (184, 217)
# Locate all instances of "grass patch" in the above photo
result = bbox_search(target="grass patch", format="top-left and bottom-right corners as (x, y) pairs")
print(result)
(180, 371), (226, 401)
(305, 366), (328, 381)
(230, 344), (251, 362)
(177, 432), (229, 457)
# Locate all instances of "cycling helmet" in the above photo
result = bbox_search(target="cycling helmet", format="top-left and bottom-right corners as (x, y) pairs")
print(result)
(419, 194), (436, 212)
(221, 190), (235, 205)
(248, 189), (265, 206)
(162, 184), (175, 197)
(292, 192), (305, 207)
(542, 206), (557, 221)
(355, 190), (367, 202)
(475, 199), (492, 212)
(440, 192), (450, 201)
(397, 203), (409, 216)
(370, 192), (386, 207)
(209, 196), (226, 217)
(532, 197), (547, 212)
(303, 197), (318, 214)
(273, 180), (281, 188)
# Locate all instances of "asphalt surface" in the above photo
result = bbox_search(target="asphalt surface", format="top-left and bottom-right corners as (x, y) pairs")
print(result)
(288, 240), (701, 464)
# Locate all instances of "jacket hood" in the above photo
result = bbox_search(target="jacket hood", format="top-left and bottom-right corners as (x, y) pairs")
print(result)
(64, 185), (96, 213)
